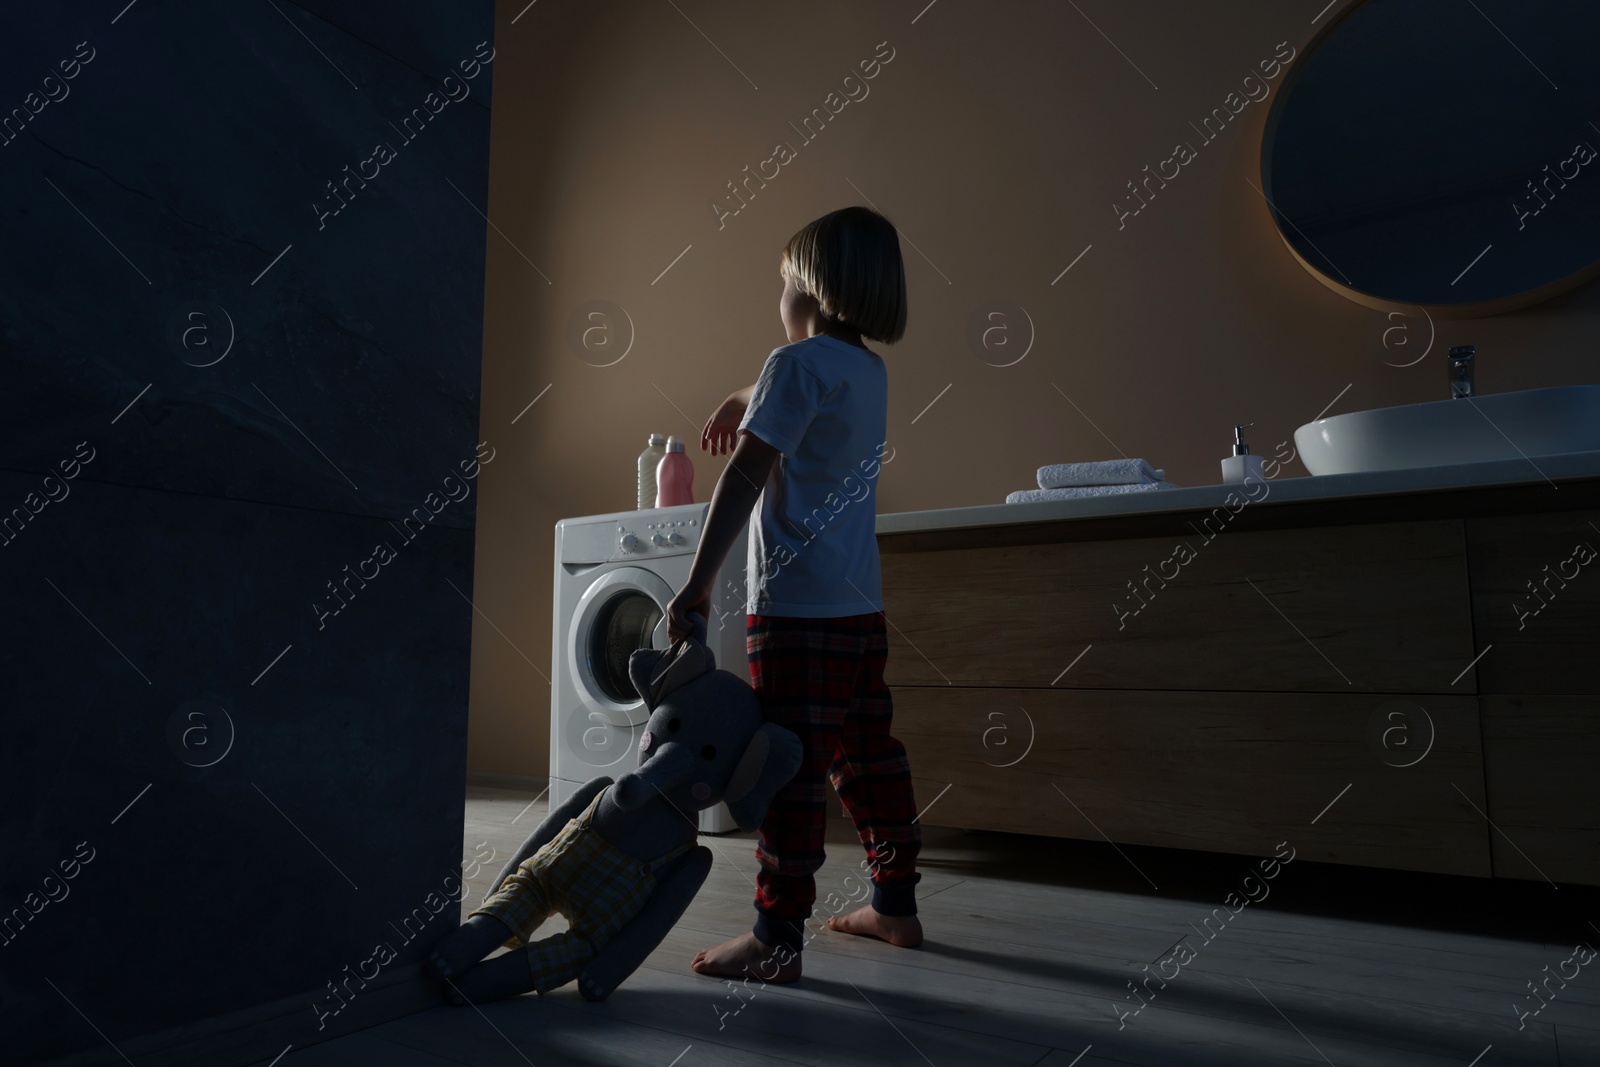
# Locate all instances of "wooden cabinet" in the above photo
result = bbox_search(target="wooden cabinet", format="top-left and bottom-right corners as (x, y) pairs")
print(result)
(1465, 511), (1600, 884)
(880, 520), (1474, 693)
(892, 687), (1490, 877)
(1466, 510), (1600, 694)
(1479, 696), (1600, 884)
(877, 485), (1600, 885)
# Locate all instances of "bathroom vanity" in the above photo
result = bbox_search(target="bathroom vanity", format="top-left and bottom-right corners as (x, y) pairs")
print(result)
(874, 453), (1600, 885)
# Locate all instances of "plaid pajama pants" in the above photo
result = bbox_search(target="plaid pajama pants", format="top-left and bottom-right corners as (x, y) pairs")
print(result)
(469, 789), (695, 993)
(746, 612), (922, 954)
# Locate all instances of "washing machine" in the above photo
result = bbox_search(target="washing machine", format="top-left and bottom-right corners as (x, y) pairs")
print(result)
(550, 502), (750, 833)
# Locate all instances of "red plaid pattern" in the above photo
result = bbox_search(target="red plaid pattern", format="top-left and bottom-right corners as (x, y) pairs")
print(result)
(746, 612), (921, 927)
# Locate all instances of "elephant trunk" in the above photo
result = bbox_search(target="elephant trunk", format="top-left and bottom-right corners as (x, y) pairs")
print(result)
(612, 740), (697, 809)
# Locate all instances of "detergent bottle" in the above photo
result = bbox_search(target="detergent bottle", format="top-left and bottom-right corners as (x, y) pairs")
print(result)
(637, 433), (667, 509)
(656, 435), (694, 507)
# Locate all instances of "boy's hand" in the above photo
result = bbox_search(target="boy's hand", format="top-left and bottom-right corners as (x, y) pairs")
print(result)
(701, 388), (752, 456)
(665, 583), (712, 643)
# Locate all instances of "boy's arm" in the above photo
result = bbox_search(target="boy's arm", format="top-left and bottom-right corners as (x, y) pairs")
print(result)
(684, 429), (777, 595)
(666, 430), (778, 640)
(701, 384), (757, 456)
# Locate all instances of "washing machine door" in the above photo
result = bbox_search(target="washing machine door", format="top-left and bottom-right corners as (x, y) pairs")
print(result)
(568, 567), (675, 727)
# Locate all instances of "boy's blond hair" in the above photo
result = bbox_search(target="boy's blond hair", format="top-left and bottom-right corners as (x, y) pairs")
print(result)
(780, 206), (908, 344)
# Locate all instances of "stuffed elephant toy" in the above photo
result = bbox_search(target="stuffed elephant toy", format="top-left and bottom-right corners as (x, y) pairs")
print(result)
(426, 612), (802, 1004)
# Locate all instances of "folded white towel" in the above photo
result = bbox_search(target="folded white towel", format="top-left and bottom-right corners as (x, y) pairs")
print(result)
(1005, 482), (1176, 504)
(1037, 459), (1164, 488)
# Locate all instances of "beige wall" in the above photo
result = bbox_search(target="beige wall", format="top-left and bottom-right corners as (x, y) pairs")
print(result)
(467, 0), (1598, 775)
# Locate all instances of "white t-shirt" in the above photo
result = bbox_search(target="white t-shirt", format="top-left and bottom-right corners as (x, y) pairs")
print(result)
(738, 333), (890, 618)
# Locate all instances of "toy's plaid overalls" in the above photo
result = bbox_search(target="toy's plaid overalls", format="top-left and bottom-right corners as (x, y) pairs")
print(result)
(469, 789), (697, 993)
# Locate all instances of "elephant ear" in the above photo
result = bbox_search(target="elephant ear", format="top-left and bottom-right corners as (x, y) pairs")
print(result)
(628, 625), (715, 711)
(723, 723), (804, 833)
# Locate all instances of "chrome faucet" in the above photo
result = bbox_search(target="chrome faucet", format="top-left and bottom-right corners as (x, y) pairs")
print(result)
(1448, 345), (1475, 399)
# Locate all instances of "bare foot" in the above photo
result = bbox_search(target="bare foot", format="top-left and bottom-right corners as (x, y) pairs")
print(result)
(691, 932), (802, 983)
(826, 905), (923, 947)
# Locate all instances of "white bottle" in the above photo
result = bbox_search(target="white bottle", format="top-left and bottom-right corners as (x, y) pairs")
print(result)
(1221, 423), (1265, 484)
(637, 433), (667, 509)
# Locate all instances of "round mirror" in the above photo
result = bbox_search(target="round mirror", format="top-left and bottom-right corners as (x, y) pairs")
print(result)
(1261, 0), (1600, 316)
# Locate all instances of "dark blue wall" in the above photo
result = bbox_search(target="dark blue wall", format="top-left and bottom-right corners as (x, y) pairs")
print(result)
(0, 1), (494, 1060)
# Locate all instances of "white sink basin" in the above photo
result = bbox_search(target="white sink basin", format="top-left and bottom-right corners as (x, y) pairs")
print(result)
(1295, 385), (1600, 475)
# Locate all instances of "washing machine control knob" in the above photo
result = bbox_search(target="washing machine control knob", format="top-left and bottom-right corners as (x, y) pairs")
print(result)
(668, 531), (686, 545)
(618, 532), (639, 553)
(651, 533), (667, 546)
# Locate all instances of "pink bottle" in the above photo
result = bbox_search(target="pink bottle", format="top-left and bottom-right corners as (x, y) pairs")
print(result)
(656, 434), (694, 507)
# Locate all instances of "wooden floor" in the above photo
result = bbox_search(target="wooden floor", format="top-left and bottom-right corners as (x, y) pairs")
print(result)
(271, 782), (1600, 1067)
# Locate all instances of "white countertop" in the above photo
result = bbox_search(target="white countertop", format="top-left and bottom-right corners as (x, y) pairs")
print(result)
(875, 450), (1600, 536)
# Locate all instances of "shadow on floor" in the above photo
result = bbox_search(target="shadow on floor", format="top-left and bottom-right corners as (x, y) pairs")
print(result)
(913, 822), (1600, 946)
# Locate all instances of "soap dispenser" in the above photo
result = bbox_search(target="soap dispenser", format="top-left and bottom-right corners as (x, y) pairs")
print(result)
(1221, 423), (1265, 484)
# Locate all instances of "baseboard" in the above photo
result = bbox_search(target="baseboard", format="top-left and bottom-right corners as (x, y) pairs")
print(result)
(32, 963), (442, 1067)
(465, 770), (548, 793)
